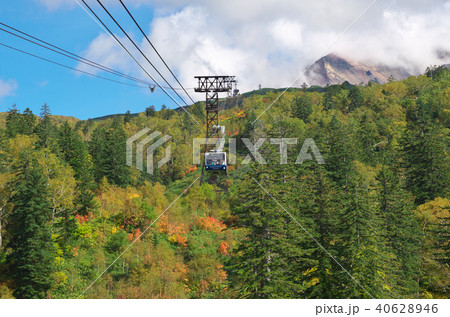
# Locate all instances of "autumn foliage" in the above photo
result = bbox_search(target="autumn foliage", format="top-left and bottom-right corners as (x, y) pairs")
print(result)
(197, 216), (226, 233)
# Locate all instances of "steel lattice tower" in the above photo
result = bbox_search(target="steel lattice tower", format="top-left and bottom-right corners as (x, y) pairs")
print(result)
(194, 75), (236, 184)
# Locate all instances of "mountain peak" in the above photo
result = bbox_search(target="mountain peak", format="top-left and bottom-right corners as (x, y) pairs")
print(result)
(306, 54), (411, 86)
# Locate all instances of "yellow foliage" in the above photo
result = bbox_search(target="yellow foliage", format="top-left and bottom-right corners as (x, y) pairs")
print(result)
(53, 271), (68, 286)
(168, 234), (187, 246)
(415, 197), (450, 223)
(0, 284), (14, 299)
(129, 193), (141, 200)
(303, 267), (317, 276)
(310, 277), (319, 286)
(54, 256), (65, 266)
(7, 135), (36, 160)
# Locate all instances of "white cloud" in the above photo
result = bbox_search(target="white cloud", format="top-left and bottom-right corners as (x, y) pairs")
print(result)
(78, 33), (136, 75)
(0, 79), (18, 100)
(270, 19), (303, 51)
(76, 0), (450, 94)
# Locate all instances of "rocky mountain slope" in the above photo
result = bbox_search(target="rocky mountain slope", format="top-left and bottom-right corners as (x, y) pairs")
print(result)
(306, 54), (411, 86)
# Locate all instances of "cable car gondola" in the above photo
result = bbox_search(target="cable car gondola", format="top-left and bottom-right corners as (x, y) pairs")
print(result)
(205, 125), (227, 171)
(205, 150), (227, 171)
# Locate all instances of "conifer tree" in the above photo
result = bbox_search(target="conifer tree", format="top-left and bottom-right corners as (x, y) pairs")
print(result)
(322, 85), (340, 111)
(400, 99), (449, 205)
(376, 163), (420, 297)
(325, 115), (354, 191)
(34, 104), (57, 149)
(124, 110), (132, 124)
(348, 85), (363, 112)
(7, 155), (54, 298)
(295, 93), (313, 122)
(22, 108), (36, 136)
(89, 119), (131, 186)
(58, 122), (96, 215)
(336, 174), (395, 298)
(5, 105), (23, 138)
(296, 164), (340, 298)
(227, 148), (308, 298)
(145, 105), (156, 117)
(325, 116), (394, 298)
(357, 114), (379, 165)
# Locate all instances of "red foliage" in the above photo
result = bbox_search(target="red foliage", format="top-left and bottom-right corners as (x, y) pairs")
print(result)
(72, 246), (80, 257)
(218, 241), (229, 255)
(217, 264), (228, 281)
(127, 228), (142, 241)
(157, 215), (169, 234)
(75, 214), (88, 225)
(197, 216), (226, 233)
(183, 165), (198, 177)
(75, 212), (94, 225)
(175, 234), (188, 246)
(226, 130), (239, 136)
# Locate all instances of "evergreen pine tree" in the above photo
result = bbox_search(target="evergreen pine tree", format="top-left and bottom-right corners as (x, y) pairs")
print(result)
(58, 122), (96, 215)
(322, 85), (340, 111)
(336, 176), (394, 298)
(7, 155), (54, 298)
(296, 164), (340, 298)
(376, 162), (421, 297)
(325, 116), (394, 298)
(357, 114), (379, 165)
(89, 119), (131, 186)
(5, 105), (23, 138)
(295, 93), (313, 122)
(348, 85), (363, 112)
(34, 104), (57, 149)
(400, 99), (449, 205)
(325, 115), (354, 191)
(124, 110), (132, 124)
(145, 105), (156, 117)
(22, 108), (36, 136)
(227, 148), (308, 298)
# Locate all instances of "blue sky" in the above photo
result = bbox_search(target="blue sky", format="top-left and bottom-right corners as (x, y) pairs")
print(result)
(1, 1), (449, 119)
(0, 1), (184, 119)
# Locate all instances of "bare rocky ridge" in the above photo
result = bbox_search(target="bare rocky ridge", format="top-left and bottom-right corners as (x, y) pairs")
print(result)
(306, 54), (411, 86)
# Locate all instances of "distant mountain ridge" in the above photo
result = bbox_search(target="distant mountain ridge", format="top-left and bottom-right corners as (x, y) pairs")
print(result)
(306, 54), (411, 86)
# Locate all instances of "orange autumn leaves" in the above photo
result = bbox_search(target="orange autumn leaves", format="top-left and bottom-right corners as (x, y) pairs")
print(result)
(218, 241), (229, 255)
(158, 214), (229, 253)
(197, 215), (226, 233)
(157, 216), (189, 247)
(183, 165), (198, 177)
(127, 228), (142, 241)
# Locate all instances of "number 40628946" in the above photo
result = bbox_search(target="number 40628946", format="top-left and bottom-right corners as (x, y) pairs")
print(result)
(375, 304), (438, 314)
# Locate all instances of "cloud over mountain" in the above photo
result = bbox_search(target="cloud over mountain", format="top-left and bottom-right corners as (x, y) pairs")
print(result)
(72, 0), (450, 94)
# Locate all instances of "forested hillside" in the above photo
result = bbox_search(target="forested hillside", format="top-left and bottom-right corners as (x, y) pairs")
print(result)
(0, 67), (448, 299)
